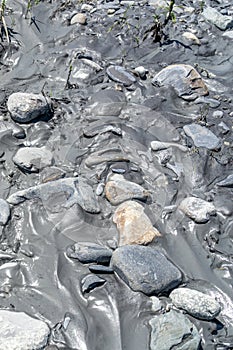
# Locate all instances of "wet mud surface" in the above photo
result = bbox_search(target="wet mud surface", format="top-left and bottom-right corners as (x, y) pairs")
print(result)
(0, 0), (233, 349)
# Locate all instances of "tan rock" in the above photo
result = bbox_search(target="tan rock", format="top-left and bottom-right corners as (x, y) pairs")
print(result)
(182, 32), (200, 45)
(113, 200), (161, 246)
(71, 13), (87, 25)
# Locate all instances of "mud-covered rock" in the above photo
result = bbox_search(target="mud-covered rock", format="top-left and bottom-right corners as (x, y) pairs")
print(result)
(179, 196), (216, 223)
(111, 245), (182, 295)
(13, 147), (53, 172)
(7, 92), (53, 123)
(81, 274), (106, 294)
(113, 200), (160, 246)
(0, 199), (10, 226)
(0, 310), (50, 350)
(152, 64), (208, 101)
(106, 66), (136, 86)
(149, 310), (201, 350)
(170, 288), (221, 320)
(67, 242), (112, 264)
(203, 7), (233, 30)
(183, 124), (221, 150)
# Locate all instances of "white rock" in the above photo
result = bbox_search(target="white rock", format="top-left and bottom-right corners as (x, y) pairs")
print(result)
(71, 13), (87, 25)
(0, 310), (50, 350)
(203, 7), (233, 31)
(179, 196), (216, 223)
(7, 92), (52, 123)
(0, 199), (10, 226)
(223, 30), (233, 39)
(13, 147), (53, 172)
(182, 32), (200, 45)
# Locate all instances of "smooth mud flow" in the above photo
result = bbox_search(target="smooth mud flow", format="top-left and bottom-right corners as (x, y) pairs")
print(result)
(0, 0), (233, 349)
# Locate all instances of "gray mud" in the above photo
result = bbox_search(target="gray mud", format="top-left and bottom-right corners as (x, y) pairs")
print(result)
(0, 0), (233, 349)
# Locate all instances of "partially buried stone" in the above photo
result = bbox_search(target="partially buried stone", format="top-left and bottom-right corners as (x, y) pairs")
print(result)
(106, 66), (136, 86)
(149, 310), (201, 350)
(111, 245), (182, 295)
(183, 124), (221, 150)
(217, 174), (233, 187)
(0, 310), (50, 350)
(170, 288), (221, 320)
(113, 200), (161, 246)
(7, 92), (53, 123)
(203, 7), (233, 31)
(81, 274), (106, 294)
(179, 196), (216, 223)
(70, 13), (87, 25)
(89, 265), (114, 274)
(0, 199), (10, 226)
(152, 64), (208, 101)
(105, 174), (150, 205)
(13, 147), (53, 172)
(66, 242), (112, 264)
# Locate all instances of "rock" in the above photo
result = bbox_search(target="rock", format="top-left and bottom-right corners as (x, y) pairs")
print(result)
(149, 310), (201, 350)
(213, 110), (224, 118)
(81, 274), (106, 294)
(7, 92), (53, 123)
(66, 242), (112, 264)
(0, 199), (10, 226)
(0, 120), (25, 138)
(134, 66), (148, 79)
(223, 30), (233, 39)
(83, 124), (122, 138)
(216, 174), (233, 187)
(179, 196), (216, 223)
(106, 66), (136, 86)
(88, 89), (126, 117)
(89, 265), (114, 274)
(113, 201), (160, 246)
(40, 166), (66, 183)
(170, 288), (221, 320)
(70, 13), (87, 25)
(218, 121), (230, 134)
(182, 32), (200, 45)
(111, 245), (182, 295)
(105, 174), (150, 205)
(183, 124), (221, 150)
(203, 7), (233, 31)
(13, 147), (53, 172)
(7, 177), (100, 214)
(0, 310), (50, 350)
(152, 64), (208, 101)
(85, 149), (129, 167)
(151, 141), (188, 152)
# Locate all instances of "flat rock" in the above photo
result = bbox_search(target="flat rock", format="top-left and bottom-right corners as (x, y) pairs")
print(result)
(106, 65), (136, 86)
(149, 310), (201, 350)
(0, 310), (50, 350)
(81, 274), (106, 294)
(151, 140), (188, 152)
(88, 89), (126, 117)
(111, 245), (182, 295)
(170, 288), (221, 320)
(217, 174), (233, 187)
(89, 265), (114, 274)
(113, 200), (161, 246)
(13, 147), (53, 172)
(152, 64), (208, 101)
(66, 242), (112, 264)
(203, 7), (233, 31)
(7, 177), (100, 214)
(183, 124), (221, 150)
(179, 196), (216, 223)
(7, 92), (53, 123)
(0, 199), (10, 226)
(105, 174), (150, 205)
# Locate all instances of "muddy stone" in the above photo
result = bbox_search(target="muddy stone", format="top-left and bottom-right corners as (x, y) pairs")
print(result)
(170, 288), (221, 320)
(105, 174), (150, 205)
(179, 196), (216, 223)
(149, 310), (201, 350)
(0, 199), (10, 226)
(111, 245), (182, 295)
(67, 242), (112, 264)
(113, 201), (160, 246)
(13, 147), (53, 172)
(0, 310), (50, 350)
(152, 64), (208, 101)
(81, 274), (106, 294)
(106, 66), (136, 86)
(183, 124), (221, 150)
(7, 92), (52, 123)
(203, 7), (233, 30)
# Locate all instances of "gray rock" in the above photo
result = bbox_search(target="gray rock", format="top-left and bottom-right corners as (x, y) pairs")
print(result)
(113, 200), (161, 246)
(183, 124), (221, 150)
(70, 13), (87, 25)
(111, 245), (182, 295)
(88, 89), (126, 117)
(13, 147), (53, 172)
(66, 242), (112, 264)
(7, 177), (100, 214)
(105, 174), (150, 205)
(151, 141), (188, 152)
(83, 124), (122, 138)
(81, 274), (106, 294)
(0, 199), (10, 226)
(152, 64), (208, 101)
(89, 265), (114, 274)
(0, 120), (25, 138)
(170, 288), (221, 320)
(0, 310), (50, 350)
(223, 30), (233, 39)
(149, 310), (201, 350)
(179, 196), (216, 223)
(203, 7), (233, 30)
(85, 148), (129, 167)
(7, 92), (53, 123)
(213, 110), (224, 118)
(216, 174), (233, 187)
(106, 65), (136, 86)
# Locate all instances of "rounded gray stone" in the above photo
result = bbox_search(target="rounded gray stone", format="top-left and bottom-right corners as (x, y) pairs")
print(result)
(183, 124), (221, 150)
(0, 199), (10, 226)
(13, 147), (53, 172)
(7, 92), (53, 123)
(111, 245), (182, 295)
(170, 288), (221, 320)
